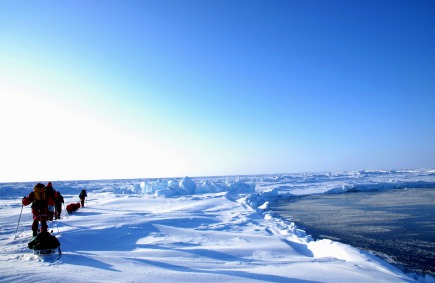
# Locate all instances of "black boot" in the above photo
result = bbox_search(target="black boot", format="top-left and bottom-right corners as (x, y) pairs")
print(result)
(32, 221), (38, 236)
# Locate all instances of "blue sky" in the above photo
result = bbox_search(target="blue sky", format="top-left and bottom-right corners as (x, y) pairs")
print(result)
(1, 1), (434, 182)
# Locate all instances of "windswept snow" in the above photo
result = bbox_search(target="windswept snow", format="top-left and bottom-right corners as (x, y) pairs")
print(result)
(1, 170), (434, 282)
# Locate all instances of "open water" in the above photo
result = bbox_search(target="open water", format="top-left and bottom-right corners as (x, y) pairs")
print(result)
(269, 188), (435, 277)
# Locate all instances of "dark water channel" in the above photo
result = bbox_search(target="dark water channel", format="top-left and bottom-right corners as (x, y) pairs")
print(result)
(269, 188), (435, 277)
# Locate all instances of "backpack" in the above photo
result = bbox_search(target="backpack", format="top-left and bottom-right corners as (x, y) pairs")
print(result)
(34, 184), (46, 201)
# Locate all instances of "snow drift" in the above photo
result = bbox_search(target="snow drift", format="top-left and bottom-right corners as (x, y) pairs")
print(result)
(1, 169), (434, 282)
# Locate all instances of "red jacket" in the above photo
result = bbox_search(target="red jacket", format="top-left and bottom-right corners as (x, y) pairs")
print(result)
(47, 196), (56, 206)
(22, 192), (34, 206)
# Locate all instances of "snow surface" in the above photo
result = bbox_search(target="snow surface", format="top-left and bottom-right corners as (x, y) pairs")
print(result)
(1, 169), (435, 283)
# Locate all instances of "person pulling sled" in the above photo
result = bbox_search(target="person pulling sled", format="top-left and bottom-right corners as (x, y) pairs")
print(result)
(22, 183), (61, 256)
(79, 189), (87, 208)
(46, 182), (56, 221)
(22, 183), (49, 236)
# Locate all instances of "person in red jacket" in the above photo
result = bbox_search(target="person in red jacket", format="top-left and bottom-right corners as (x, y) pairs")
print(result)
(22, 183), (48, 236)
(46, 182), (56, 221)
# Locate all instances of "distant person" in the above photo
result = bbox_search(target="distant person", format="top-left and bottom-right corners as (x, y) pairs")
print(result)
(46, 182), (56, 221)
(54, 191), (64, 220)
(79, 190), (87, 207)
(22, 183), (48, 236)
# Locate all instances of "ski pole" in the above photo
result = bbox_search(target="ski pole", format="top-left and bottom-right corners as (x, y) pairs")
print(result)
(14, 204), (24, 239)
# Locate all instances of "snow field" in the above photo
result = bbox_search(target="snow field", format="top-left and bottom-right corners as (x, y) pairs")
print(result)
(0, 190), (420, 283)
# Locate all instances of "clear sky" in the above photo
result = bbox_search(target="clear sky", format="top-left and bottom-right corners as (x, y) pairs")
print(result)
(1, 1), (434, 182)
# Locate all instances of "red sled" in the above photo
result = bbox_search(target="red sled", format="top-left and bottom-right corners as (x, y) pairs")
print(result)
(66, 202), (81, 214)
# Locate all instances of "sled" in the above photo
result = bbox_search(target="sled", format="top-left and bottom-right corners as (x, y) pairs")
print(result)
(33, 246), (62, 262)
(34, 247), (58, 255)
(28, 232), (61, 259)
